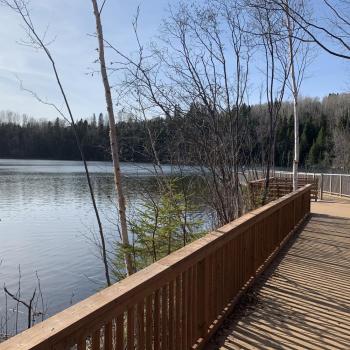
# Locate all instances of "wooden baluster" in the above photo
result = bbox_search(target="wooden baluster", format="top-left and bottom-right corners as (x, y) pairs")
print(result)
(175, 276), (182, 350)
(181, 271), (187, 350)
(209, 252), (216, 324)
(204, 257), (211, 338)
(154, 290), (160, 350)
(235, 237), (240, 293)
(186, 268), (193, 348)
(214, 251), (219, 319)
(224, 244), (229, 301)
(161, 284), (168, 350)
(137, 301), (145, 350)
(218, 248), (224, 314)
(91, 329), (100, 350)
(340, 175), (343, 197)
(145, 295), (153, 350)
(240, 235), (244, 287)
(192, 265), (198, 343)
(116, 313), (124, 350)
(168, 280), (175, 350)
(127, 307), (134, 350)
(77, 338), (86, 350)
(104, 321), (113, 350)
(293, 196), (296, 226)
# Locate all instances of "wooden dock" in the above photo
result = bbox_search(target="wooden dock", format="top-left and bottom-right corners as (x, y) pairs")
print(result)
(206, 195), (350, 349)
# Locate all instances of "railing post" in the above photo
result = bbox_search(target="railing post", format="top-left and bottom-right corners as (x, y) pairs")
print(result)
(277, 208), (282, 245)
(330, 175), (332, 194)
(320, 174), (324, 200)
(307, 187), (311, 214)
(309, 187), (311, 212)
(340, 175), (343, 197)
(293, 195), (296, 226)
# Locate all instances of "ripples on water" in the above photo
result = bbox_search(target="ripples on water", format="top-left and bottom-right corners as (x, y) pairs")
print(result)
(0, 159), (199, 334)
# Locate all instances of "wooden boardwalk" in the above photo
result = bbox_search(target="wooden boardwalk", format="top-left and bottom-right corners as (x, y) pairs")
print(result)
(2, 188), (347, 350)
(206, 196), (350, 350)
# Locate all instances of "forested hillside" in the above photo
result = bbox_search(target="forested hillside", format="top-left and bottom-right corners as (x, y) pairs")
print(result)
(1, 93), (349, 170)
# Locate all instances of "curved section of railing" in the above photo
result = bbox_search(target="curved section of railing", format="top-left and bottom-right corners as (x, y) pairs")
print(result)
(248, 175), (318, 203)
(0, 185), (311, 350)
(272, 171), (350, 198)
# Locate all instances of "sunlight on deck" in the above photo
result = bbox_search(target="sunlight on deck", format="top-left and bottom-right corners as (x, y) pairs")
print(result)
(312, 194), (350, 219)
(207, 196), (350, 350)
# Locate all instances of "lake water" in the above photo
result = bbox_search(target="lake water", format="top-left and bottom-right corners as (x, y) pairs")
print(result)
(0, 159), (201, 335)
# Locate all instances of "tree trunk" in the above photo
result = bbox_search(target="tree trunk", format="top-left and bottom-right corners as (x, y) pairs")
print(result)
(285, 0), (299, 191)
(91, 0), (134, 276)
(292, 93), (299, 191)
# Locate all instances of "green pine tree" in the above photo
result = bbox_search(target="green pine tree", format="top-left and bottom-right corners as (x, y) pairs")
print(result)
(112, 179), (204, 280)
(307, 127), (326, 165)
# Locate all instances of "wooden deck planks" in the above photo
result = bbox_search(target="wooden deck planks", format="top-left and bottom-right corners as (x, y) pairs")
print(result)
(206, 198), (350, 350)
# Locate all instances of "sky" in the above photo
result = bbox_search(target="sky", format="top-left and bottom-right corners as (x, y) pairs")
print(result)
(0, 0), (349, 120)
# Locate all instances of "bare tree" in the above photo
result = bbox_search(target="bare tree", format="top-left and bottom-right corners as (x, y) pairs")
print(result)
(282, 0), (311, 190)
(111, 1), (254, 224)
(2, 268), (46, 334)
(1, 0), (111, 286)
(249, 0), (311, 193)
(249, 0), (290, 202)
(274, 0), (350, 59)
(91, 0), (134, 275)
(285, 0), (300, 190)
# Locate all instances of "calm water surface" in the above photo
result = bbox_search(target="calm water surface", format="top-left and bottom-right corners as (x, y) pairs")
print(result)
(0, 159), (196, 333)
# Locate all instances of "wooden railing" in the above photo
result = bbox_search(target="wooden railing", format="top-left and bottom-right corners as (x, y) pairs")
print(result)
(275, 173), (318, 200)
(0, 186), (311, 350)
(320, 173), (350, 198)
(272, 170), (350, 199)
(249, 176), (318, 205)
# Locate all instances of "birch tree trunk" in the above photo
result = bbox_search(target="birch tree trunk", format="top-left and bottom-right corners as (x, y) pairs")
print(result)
(91, 0), (134, 276)
(285, 0), (299, 191)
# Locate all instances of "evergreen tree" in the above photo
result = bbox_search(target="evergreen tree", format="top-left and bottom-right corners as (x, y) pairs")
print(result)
(308, 127), (326, 165)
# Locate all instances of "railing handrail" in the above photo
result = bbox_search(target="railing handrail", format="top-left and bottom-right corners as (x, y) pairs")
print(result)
(275, 170), (350, 177)
(0, 185), (312, 350)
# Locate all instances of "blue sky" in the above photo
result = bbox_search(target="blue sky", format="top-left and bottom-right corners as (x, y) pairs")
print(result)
(0, 0), (349, 120)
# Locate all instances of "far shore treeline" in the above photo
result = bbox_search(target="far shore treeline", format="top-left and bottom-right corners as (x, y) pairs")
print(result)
(1, 93), (349, 171)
